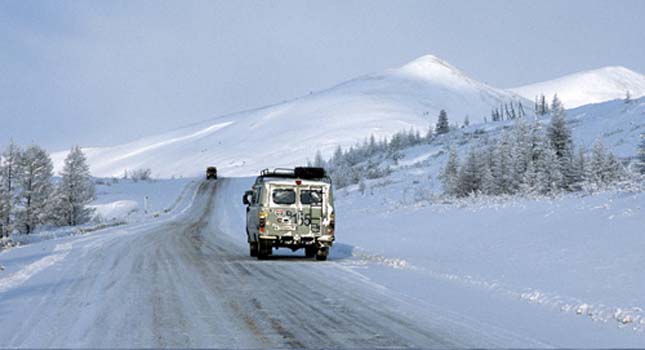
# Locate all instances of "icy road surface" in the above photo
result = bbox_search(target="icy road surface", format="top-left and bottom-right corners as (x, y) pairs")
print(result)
(0, 179), (552, 348)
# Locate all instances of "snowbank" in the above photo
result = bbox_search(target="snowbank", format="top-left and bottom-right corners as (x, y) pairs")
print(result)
(90, 200), (138, 221)
(336, 185), (645, 341)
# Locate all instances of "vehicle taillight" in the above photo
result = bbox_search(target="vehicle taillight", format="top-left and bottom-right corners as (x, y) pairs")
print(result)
(259, 211), (268, 232)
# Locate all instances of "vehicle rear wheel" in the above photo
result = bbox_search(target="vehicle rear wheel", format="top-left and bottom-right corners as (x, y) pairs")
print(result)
(257, 239), (272, 260)
(315, 247), (329, 261)
(249, 242), (258, 257)
(305, 245), (316, 258)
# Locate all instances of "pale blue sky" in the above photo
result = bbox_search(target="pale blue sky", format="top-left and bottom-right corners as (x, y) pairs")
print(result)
(1, 0), (644, 150)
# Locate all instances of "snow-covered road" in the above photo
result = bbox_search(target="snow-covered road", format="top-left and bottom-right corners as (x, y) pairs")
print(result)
(0, 179), (518, 348)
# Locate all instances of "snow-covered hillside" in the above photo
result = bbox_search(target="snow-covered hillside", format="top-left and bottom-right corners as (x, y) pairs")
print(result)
(50, 56), (644, 179)
(324, 97), (645, 204)
(511, 66), (645, 109)
(52, 55), (527, 178)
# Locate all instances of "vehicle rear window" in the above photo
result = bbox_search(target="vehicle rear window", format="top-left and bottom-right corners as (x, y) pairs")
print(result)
(300, 190), (322, 205)
(272, 189), (296, 205)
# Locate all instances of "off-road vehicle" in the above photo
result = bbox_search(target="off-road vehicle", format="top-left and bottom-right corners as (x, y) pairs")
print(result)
(206, 166), (218, 180)
(243, 167), (335, 260)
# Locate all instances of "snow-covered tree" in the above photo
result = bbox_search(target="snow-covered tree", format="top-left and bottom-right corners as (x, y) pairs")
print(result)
(510, 117), (530, 191)
(440, 147), (459, 195)
(16, 145), (54, 234)
(312, 150), (325, 168)
(535, 94), (550, 116)
(491, 131), (513, 194)
(639, 133), (645, 175)
(0, 141), (22, 236)
(367, 135), (378, 156)
(435, 109), (450, 135)
(52, 146), (95, 226)
(517, 101), (526, 119)
(589, 138), (609, 186)
(527, 119), (544, 163)
(463, 115), (470, 128)
(571, 147), (587, 188)
(481, 161), (495, 195)
(547, 95), (574, 188)
(535, 143), (563, 194)
(604, 152), (625, 184)
(456, 148), (482, 196)
(522, 158), (539, 193)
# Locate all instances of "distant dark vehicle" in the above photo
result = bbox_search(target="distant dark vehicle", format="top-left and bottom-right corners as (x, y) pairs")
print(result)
(206, 166), (218, 180)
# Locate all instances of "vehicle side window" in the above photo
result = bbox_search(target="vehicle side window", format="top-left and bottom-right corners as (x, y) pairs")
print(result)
(272, 189), (296, 205)
(300, 190), (322, 205)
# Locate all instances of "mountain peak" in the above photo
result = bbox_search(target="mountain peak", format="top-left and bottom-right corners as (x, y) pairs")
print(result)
(394, 54), (467, 81)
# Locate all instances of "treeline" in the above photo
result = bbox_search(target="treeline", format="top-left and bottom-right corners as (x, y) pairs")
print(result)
(310, 95), (643, 197)
(0, 142), (95, 237)
(490, 101), (527, 122)
(441, 95), (636, 197)
(310, 109), (455, 188)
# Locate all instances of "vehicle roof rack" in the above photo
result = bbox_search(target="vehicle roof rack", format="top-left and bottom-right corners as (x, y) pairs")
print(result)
(259, 168), (295, 178)
(255, 167), (331, 184)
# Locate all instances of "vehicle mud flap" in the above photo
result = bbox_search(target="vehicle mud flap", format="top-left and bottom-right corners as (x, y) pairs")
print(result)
(315, 247), (329, 261)
(305, 245), (316, 258)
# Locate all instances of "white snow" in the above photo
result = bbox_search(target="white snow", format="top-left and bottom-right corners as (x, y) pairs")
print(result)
(215, 177), (645, 347)
(91, 177), (196, 220)
(90, 200), (139, 221)
(0, 242), (71, 294)
(0, 178), (197, 251)
(511, 66), (645, 108)
(51, 54), (527, 179)
(335, 188), (645, 337)
(3, 53), (644, 347)
(49, 56), (644, 181)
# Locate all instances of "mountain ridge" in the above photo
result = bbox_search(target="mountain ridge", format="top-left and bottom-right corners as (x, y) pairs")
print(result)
(51, 55), (641, 178)
(510, 66), (645, 108)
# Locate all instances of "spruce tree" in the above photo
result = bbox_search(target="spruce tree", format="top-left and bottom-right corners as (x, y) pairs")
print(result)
(491, 132), (513, 194)
(313, 150), (325, 168)
(0, 141), (22, 236)
(639, 133), (645, 175)
(536, 143), (563, 194)
(518, 101), (526, 119)
(604, 153), (624, 184)
(435, 110), (450, 135)
(589, 138), (608, 186)
(571, 147), (587, 188)
(52, 146), (96, 226)
(456, 149), (481, 196)
(16, 145), (54, 233)
(547, 95), (574, 189)
(441, 147), (459, 195)
(540, 94), (550, 115)
(510, 118), (530, 191)
(522, 158), (539, 194)
(474, 144), (495, 195)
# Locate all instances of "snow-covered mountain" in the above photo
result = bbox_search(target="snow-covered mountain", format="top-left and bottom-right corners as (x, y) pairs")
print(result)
(510, 66), (645, 109)
(52, 54), (528, 178)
